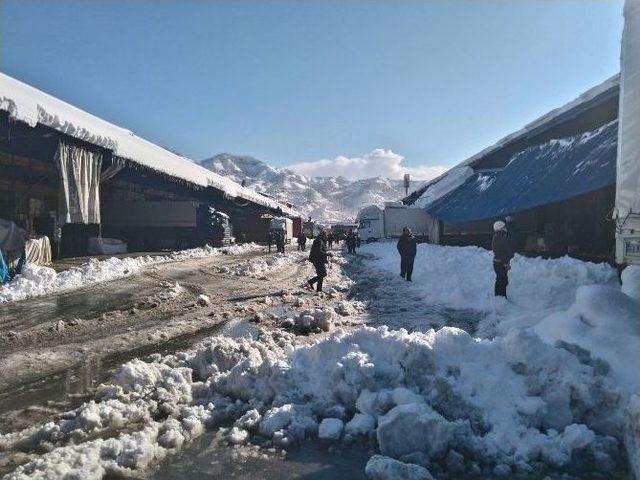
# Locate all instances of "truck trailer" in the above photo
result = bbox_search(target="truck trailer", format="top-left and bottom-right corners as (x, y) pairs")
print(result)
(357, 203), (430, 242)
(269, 217), (294, 243)
(615, 0), (640, 268)
(103, 201), (233, 251)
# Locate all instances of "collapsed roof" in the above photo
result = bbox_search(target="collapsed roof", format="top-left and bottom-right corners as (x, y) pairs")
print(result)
(404, 74), (620, 208)
(0, 72), (299, 217)
(427, 121), (617, 223)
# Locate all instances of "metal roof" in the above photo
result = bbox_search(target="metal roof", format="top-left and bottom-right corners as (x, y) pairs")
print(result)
(427, 121), (618, 223)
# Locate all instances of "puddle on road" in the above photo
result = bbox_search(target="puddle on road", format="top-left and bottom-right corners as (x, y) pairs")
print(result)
(150, 433), (370, 480)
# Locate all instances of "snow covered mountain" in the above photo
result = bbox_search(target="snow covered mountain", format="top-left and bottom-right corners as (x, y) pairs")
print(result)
(199, 154), (407, 223)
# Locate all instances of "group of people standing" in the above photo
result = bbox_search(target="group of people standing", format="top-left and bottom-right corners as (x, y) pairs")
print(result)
(267, 230), (286, 253)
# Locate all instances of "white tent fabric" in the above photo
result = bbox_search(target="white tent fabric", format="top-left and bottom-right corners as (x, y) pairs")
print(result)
(56, 141), (102, 224)
(25, 236), (52, 265)
(616, 0), (640, 223)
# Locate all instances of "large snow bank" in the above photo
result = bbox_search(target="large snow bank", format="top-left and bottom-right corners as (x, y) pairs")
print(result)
(4, 324), (626, 479)
(360, 242), (616, 313)
(535, 285), (640, 395)
(0, 243), (258, 303)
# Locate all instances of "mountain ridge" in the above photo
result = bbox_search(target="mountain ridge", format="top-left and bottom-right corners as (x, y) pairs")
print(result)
(199, 153), (408, 223)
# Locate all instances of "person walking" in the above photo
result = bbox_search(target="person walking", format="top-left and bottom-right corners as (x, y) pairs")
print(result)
(267, 231), (274, 253)
(327, 232), (334, 249)
(396, 227), (417, 281)
(297, 232), (307, 251)
(346, 231), (356, 254)
(308, 230), (331, 292)
(492, 220), (514, 297)
(275, 230), (285, 253)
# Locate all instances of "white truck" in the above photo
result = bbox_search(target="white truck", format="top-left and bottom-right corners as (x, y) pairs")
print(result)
(615, 0), (640, 267)
(357, 202), (430, 242)
(270, 217), (293, 243)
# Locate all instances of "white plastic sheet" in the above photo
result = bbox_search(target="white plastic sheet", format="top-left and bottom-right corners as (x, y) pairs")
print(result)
(24, 236), (52, 265)
(56, 141), (102, 224)
(616, 0), (640, 265)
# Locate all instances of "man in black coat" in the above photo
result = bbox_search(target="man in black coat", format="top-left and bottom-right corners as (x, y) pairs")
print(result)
(308, 230), (331, 292)
(397, 227), (417, 281)
(297, 232), (307, 251)
(492, 220), (514, 297)
(275, 230), (285, 253)
(346, 231), (357, 254)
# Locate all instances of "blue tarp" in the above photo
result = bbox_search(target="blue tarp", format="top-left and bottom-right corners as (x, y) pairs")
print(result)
(0, 250), (9, 284)
(427, 121), (618, 224)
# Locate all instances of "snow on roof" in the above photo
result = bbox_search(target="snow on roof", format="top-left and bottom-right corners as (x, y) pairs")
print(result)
(0, 72), (299, 217)
(405, 74), (620, 207)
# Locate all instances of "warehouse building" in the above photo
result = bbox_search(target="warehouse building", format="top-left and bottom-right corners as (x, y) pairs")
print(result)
(0, 72), (299, 259)
(404, 75), (619, 262)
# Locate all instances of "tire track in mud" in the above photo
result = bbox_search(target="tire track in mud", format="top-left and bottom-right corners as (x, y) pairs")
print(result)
(0, 249), (318, 436)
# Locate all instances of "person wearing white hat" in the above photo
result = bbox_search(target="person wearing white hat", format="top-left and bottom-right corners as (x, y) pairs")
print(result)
(491, 220), (514, 297)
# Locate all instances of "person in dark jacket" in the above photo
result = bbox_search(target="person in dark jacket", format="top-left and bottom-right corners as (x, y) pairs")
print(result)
(297, 232), (307, 251)
(346, 231), (357, 254)
(397, 227), (417, 281)
(275, 230), (285, 253)
(308, 230), (331, 292)
(327, 232), (334, 249)
(492, 220), (514, 297)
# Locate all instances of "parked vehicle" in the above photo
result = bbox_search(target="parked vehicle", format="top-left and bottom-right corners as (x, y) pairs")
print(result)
(357, 203), (430, 242)
(270, 217), (294, 243)
(102, 201), (233, 251)
(615, 1), (640, 267)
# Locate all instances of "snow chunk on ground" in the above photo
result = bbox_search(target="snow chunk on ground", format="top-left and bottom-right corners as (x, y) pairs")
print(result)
(365, 455), (434, 480)
(318, 418), (343, 441)
(345, 413), (376, 437)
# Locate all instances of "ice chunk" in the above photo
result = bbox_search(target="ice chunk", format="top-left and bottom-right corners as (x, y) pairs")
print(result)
(364, 455), (434, 480)
(376, 403), (469, 459)
(345, 413), (376, 437)
(318, 418), (343, 441)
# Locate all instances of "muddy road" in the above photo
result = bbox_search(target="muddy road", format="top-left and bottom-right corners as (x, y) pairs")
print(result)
(0, 246), (334, 433)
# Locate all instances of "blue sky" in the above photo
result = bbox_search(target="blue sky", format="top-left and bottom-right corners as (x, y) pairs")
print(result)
(1, 0), (624, 179)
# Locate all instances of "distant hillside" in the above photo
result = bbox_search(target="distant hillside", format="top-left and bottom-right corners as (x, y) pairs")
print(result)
(199, 153), (407, 223)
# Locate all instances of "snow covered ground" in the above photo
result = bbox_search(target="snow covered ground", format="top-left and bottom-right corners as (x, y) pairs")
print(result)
(0, 243), (259, 304)
(2, 243), (639, 479)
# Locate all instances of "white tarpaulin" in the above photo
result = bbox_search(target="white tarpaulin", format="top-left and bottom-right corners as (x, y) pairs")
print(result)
(56, 141), (102, 224)
(24, 236), (52, 265)
(616, 0), (640, 265)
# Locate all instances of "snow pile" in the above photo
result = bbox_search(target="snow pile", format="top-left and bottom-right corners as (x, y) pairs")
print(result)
(0, 243), (258, 303)
(534, 285), (640, 395)
(230, 251), (302, 279)
(5, 324), (627, 479)
(621, 265), (640, 301)
(360, 242), (617, 313)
